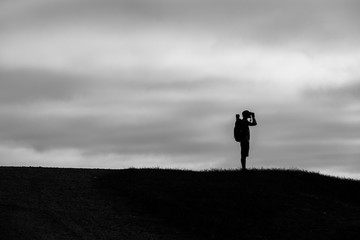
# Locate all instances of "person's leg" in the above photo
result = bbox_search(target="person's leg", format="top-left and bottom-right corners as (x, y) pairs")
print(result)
(240, 140), (249, 170)
(241, 156), (246, 170)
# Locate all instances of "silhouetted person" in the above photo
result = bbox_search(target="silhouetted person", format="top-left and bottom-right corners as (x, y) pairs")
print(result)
(234, 110), (257, 170)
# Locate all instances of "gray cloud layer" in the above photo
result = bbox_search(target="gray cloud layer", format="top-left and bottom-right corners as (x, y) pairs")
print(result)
(0, 68), (241, 157)
(0, 68), (90, 103)
(2, 0), (360, 47)
(304, 80), (360, 102)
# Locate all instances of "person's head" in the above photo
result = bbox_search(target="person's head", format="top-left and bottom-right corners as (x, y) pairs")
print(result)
(242, 110), (251, 118)
(236, 114), (240, 119)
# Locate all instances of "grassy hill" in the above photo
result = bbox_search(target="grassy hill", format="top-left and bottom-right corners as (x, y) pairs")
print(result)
(1, 167), (359, 240)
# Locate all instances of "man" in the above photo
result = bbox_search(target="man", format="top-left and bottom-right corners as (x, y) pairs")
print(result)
(234, 110), (257, 170)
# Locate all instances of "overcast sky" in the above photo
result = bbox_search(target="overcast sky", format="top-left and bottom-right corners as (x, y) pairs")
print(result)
(1, 0), (359, 178)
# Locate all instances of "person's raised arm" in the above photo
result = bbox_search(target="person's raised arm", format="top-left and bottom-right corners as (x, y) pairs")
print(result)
(249, 112), (257, 126)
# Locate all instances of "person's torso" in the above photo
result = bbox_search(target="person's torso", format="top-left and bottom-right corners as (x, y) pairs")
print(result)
(238, 119), (250, 141)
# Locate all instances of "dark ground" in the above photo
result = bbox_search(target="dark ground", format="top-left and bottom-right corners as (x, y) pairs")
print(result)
(0, 167), (359, 240)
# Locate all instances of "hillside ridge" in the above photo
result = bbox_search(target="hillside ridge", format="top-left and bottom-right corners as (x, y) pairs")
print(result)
(1, 167), (360, 240)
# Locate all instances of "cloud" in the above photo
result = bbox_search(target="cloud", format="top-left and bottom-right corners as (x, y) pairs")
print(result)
(0, 144), (223, 170)
(0, 61), (358, 176)
(0, 66), (258, 159)
(251, 105), (360, 177)
(0, 68), (93, 104)
(2, 0), (360, 48)
(304, 80), (360, 102)
(0, 71), (236, 165)
(302, 80), (360, 124)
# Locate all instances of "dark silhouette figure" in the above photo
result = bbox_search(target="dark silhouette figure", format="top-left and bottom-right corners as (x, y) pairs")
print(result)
(234, 110), (257, 170)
